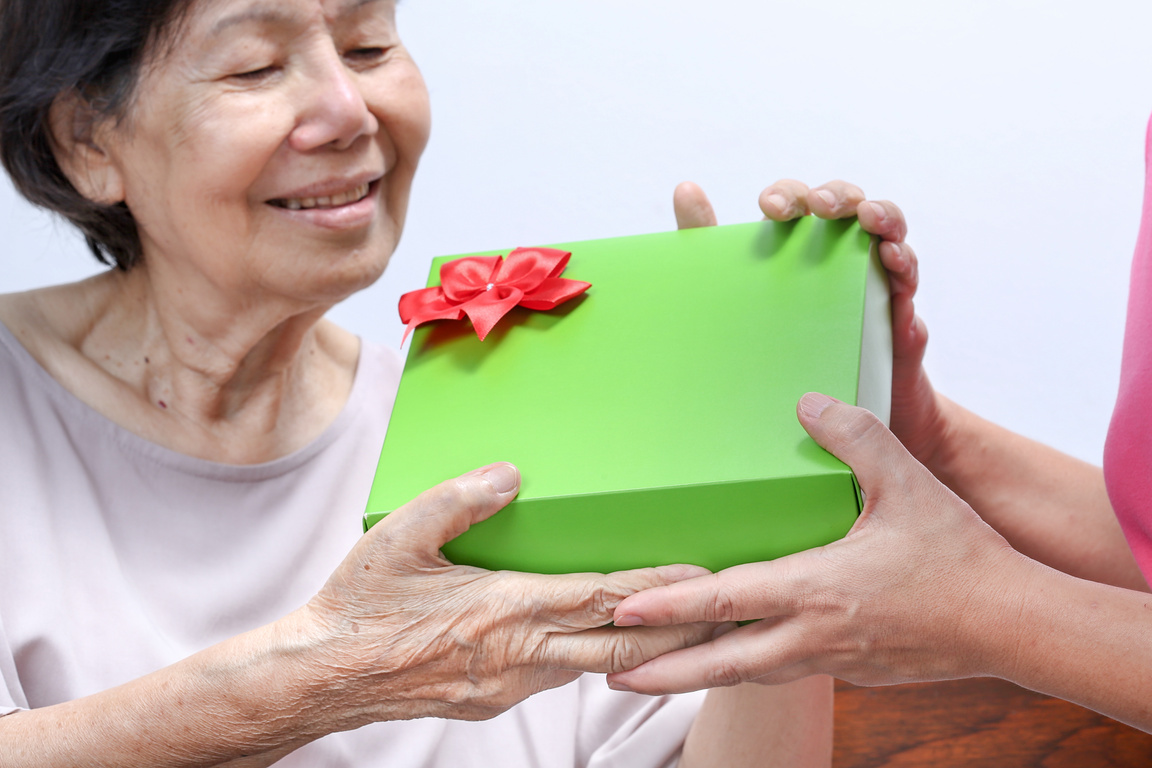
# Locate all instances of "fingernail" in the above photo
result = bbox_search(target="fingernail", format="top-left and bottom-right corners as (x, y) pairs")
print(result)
(712, 622), (738, 640)
(815, 189), (836, 209)
(607, 680), (635, 693)
(883, 240), (907, 268)
(866, 201), (886, 220)
(766, 193), (788, 213)
(799, 392), (836, 420)
(614, 614), (644, 627)
(482, 463), (519, 494)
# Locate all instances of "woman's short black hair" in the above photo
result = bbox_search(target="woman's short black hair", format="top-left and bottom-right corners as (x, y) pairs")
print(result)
(0, 0), (195, 270)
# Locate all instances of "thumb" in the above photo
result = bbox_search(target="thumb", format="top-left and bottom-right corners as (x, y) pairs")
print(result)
(373, 462), (521, 558)
(673, 181), (718, 229)
(796, 393), (915, 495)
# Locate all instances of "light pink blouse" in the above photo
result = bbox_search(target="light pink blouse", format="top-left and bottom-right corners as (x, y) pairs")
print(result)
(0, 322), (701, 767)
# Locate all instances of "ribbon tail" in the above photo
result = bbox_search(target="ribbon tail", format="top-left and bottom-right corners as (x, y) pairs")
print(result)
(399, 306), (468, 346)
(520, 277), (591, 310)
(398, 286), (467, 346)
(400, 321), (419, 348)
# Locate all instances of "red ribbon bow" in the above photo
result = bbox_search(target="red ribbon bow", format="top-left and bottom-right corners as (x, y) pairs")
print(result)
(398, 247), (591, 343)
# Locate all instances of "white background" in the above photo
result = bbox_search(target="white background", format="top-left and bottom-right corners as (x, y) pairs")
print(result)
(4, 0), (1152, 464)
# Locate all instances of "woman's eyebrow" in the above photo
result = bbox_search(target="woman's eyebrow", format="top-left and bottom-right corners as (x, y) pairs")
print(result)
(210, 0), (387, 36)
(210, 5), (303, 36)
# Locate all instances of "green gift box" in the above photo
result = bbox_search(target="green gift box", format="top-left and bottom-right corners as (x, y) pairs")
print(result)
(364, 218), (891, 574)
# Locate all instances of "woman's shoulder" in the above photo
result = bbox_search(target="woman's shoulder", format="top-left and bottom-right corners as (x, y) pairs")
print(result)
(0, 275), (118, 380)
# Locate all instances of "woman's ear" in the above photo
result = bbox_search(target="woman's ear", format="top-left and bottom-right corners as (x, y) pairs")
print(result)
(48, 91), (126, 205)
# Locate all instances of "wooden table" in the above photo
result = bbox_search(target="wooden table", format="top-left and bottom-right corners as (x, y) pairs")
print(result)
(833, 678), (1152, 766)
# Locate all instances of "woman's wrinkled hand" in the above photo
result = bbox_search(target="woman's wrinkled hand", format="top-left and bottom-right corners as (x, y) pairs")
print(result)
(604, 395), (1034, 695)
(299, 463), (715, 726)
(672, 180), (946, 467)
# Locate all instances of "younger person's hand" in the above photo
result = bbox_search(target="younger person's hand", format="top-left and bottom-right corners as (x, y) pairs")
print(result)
(605, 395), (1031, 694)
(672, 180), (945, 467)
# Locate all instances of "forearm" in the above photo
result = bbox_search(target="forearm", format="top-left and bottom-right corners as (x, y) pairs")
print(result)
(976, 557), (1152, 731)
(924, 395), (1146, 591)
(0, 611), (335, 768)
(678, 676), (833, 768)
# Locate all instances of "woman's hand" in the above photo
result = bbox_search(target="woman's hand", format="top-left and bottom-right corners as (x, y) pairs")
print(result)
(0, 464), (713, 768)
(673, 180), (947, 468)
(604, 394), (1032, 694)
(300, 463), (715, 727)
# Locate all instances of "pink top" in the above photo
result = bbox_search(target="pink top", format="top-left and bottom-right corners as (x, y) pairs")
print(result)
(1104, 114), (1152, 584)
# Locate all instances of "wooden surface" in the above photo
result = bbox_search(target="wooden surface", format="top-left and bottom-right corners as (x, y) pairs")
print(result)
(833, 678), (1152, 767)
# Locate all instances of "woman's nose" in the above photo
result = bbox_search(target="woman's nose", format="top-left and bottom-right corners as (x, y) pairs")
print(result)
(289, 50), (378, 152)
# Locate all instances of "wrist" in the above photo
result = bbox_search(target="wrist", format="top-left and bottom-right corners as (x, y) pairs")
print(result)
(950, 544), (1043, 682)
(913, 394), (976, 486)
(194, 612), (341, 750)
(250, 605), (375, 737)
(278, 600), (423, 733)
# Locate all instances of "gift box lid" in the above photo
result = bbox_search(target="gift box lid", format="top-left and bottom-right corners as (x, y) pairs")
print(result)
(364, 218), (891, 573)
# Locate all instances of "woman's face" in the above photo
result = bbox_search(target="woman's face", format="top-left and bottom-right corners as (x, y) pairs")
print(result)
(98, 0), (430, 309)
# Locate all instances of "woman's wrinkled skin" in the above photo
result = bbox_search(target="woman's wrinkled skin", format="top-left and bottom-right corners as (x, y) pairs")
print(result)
(302, 462), (716, 727)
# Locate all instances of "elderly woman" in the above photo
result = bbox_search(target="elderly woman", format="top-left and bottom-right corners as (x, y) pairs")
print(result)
(0, 0), (843, 765)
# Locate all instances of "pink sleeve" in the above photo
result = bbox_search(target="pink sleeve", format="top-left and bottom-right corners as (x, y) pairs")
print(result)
(1103, 112), (1152, 583)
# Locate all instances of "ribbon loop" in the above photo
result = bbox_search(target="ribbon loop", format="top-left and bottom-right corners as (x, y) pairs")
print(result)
(439, 256), (502, 303)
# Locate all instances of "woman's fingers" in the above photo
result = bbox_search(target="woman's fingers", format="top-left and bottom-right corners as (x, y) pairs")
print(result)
(758, 180), (811, 220)
(530, 563), (713, 627)
(607, 618), (806, 694)
(857, 199), (908, 242)
(807, 180), (866, 219)
(859, 199), (918, 307)
(673, 181), (718, 229)
(371, 463), (521, 559)
(611, 560), (802, 629)
(882, 240), (919, 298)
(796, 393), (915, 497)
(541, 622), (718, 674)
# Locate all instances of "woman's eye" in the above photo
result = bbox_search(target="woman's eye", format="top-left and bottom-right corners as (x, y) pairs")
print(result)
(232, 65), (278, 81)
(346, 47), (388, 64)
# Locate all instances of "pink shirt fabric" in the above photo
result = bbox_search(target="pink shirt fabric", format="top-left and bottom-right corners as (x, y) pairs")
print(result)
(0, 321), (702, 767)
(1104, 113), (1152, 584)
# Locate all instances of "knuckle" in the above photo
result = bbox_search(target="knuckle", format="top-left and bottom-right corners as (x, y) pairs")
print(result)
(444, 475), (490, 515)
(827, 406), (887, 448)
(587, 576), (628, 617)
(880, 200), (909, 236)
(826, 179), (864, 198)
(608, 633), (647, 671)
(706, 655), (748, 688)
(416, 480), (460, 515)
(705, 584), (740, 623)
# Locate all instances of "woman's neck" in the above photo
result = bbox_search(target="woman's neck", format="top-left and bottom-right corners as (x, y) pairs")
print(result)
(0, 268), (361, 464)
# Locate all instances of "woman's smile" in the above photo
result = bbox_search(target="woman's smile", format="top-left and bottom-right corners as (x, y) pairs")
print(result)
(266, 177), (382, 230)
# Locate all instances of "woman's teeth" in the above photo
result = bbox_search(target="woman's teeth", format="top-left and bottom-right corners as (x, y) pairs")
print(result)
(273, 183), (370, 210)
